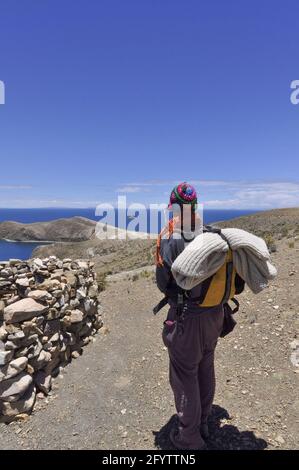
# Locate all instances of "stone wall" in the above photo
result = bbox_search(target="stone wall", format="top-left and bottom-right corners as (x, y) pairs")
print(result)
(0, 256), (103, 422)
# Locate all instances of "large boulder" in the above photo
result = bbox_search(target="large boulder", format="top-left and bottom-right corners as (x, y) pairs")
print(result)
(3, 298), (48, 323)
(27, 290), (52, 301)
(0, 384), (36, 422)
(0, 371), (32, 402)
(0, 357), (28, 382)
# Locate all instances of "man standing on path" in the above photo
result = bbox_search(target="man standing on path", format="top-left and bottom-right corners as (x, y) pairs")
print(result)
(155, 182), (224, 450)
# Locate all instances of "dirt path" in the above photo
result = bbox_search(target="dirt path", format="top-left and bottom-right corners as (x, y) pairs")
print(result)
(0, 239), (298, 450)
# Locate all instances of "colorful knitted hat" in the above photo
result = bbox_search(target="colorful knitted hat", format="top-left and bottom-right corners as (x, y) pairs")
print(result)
(168, 182), (198, 209)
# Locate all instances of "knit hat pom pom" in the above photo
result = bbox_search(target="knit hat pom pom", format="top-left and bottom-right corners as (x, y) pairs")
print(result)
(168, 182), (198, 208)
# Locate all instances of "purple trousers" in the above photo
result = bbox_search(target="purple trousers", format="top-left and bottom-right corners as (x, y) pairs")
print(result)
(162, 303), (224, 449)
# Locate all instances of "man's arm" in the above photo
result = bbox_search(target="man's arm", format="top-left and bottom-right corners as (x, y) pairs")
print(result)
(156, 262), (172, 294)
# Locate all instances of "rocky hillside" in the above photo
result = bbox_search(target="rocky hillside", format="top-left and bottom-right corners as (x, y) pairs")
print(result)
(33, 208), (299, 275)
(215, 207), (299, 241)
(33, 238), (155, 276)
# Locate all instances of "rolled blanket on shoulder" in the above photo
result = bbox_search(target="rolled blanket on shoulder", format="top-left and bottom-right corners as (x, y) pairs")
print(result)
(171, 231), (228, 290)
(221, 228), (277, 293)
(171, 228), (277, 294)
(221, 228), (270, 259)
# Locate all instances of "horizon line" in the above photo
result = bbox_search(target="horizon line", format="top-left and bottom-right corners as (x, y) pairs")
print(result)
(0, 206), (265, 211)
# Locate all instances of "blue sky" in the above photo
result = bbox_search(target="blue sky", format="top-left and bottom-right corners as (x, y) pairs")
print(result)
(0, 0), (298, 209)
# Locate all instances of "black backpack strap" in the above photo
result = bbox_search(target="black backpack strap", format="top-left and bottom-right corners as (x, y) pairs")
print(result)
(230, 297), (240, 314)
(235, 273), (245, 295)
(153, 296), (169, 315)
(221, 257), (234, 304)
(191, 276), (214, 304)
(203, 224), (222, 234)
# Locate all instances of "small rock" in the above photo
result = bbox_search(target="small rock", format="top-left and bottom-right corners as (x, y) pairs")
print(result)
(7, 331), (25, 341)
(290, 350), (299, 367)
(29, 350), (51, 370)
(88, 284), (98, 298)
(275, 435), (285, 445)
(100, 326), (110, 335)
(0, 326), (8, 342)
(34, 370), (52, 395)
(26, 364), (34, 375)
(49, 332), (59, 342)
(76, 288), (87, 300)
(16, 278), (29, 288)
(33, 258), (46, 269)
(9, 259), (21, 266)
(0, 350), (14, 366)
(69, 310), (84, 324)
(290, 339), (299, 350)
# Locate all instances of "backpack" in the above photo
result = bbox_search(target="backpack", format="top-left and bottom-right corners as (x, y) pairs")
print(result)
(193, 242), (245, 307)
(154, 221), (245, 335)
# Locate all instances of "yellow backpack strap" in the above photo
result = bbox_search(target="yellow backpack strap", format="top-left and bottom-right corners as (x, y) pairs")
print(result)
(198, 249), (233, 307)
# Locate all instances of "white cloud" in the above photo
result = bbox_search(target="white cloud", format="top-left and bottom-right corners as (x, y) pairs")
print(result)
(126, 179), (239, 188)
(204, 182), (299, 209)
(0, 198), (100, 209)
(1, 180), (299, 209)
(0, 185), (33, 190)
(116, 186), (143, 193)
(142, 179), (299, 209)
(125, 180), (176, 187)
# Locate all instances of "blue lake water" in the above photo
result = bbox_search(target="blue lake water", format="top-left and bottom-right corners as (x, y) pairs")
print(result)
(0, 208), (259, 261)
(0, 240), (50, 262)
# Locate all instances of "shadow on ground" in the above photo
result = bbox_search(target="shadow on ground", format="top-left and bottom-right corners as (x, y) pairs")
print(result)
(153, 405), (268, 450)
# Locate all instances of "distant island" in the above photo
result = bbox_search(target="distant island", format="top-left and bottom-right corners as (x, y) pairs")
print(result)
(0, 216), (96, 242)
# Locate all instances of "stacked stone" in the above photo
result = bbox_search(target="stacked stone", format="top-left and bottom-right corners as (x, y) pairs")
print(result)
(0, 256), (103, 422)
